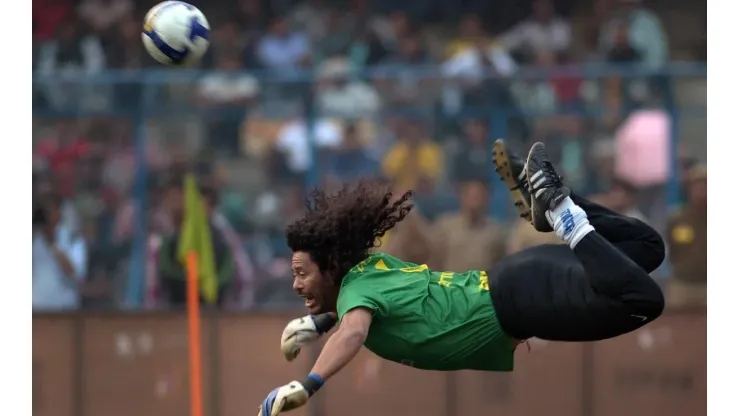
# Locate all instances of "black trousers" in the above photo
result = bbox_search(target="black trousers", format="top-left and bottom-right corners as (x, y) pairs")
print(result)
(489, 195), (666, 342)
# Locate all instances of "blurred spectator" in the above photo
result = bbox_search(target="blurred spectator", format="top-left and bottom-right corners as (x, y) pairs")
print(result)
(606, 20), (641, 64)
(450, 118), (491, 183)
(316, 58), (381, 118)
(432, 181), (506, 271)
(441, 36), (517, 114)
(665, 165), (706, 307)
(313, 9), (356, 63)
(374, 30), (437, 110)
(274, 117), (343, 177)
(33, 173), (82, 236)
(257, 16), (311, 72)
(445, 14), (494, 59)
(33, 193), (88, 310)
(382, 119), (443, 193)
(37, 18), (106, 75)
(596, 178), (648, 222)
(383, 30), (432, 66)
(379, 206), (435, 266)
(349, 29), (391, 68)
(614, 105), (671, 224)
(373, 9), (413, 52)
(233, 0), (268, 68)
(196, 52), (261, 155)
(204, 19), (253, 69)
(599, 0), (668, 68)
(502, 0), (572, 63)
(288, 0), (331, 42)
(507, 220), (563, 254)
(325, 122), (377, 182)
(157, 184), (235, 307)
(34, 120), (90, 204)
(36, 17), (106, 110)
(33, 0), (74, 42)
(77, 0), (134, 35)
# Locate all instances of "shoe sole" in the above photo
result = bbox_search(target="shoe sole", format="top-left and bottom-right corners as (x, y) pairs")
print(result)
(492, 139), (532, 222)
(525, 142), (554, 232)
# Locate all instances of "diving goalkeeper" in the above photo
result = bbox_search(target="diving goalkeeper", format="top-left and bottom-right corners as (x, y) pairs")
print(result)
(258, 140), (665, 416)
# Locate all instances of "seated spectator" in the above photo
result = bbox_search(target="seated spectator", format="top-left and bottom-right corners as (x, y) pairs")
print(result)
(606, 20), (642, 64)
(445, 14), (494, 59)
(374, 30), (437, 110)
(325, 122), (377, 182)
(196, 52), (260, 155)
(33, 193), (88, 311)
(450, 118), (491, 183)
(274, 117), (343, 178)
(316, 58), (381, 118)
(77, 0), (134, 36)
(36, 18), (106, 75)
(256, 16), (311, 73)
(665, 166), (706, 308)
(381, 119), (443, 193)
(502, 0), (572, 63)
(33, 0), (74, 42)
(599, 0), (668, 68)
(313, 9), (355, 63)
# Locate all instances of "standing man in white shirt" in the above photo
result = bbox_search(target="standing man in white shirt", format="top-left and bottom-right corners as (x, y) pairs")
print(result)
(32, 193), (88, 311)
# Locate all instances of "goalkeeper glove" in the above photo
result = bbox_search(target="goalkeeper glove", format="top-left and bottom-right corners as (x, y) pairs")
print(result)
(257, 374), (324, 416)
(280, 313), (337, 361)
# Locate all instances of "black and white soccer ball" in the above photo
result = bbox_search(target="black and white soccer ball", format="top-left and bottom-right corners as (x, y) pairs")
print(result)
(142, 1), (210, 66)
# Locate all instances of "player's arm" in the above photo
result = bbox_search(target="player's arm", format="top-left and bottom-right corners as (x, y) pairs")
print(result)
(258, 308), (371, 416)
(308, 307), (371, 381)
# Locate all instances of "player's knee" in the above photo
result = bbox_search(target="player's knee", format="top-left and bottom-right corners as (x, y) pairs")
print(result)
(638, 223), (667, 273)
(630, 275), (665, 322)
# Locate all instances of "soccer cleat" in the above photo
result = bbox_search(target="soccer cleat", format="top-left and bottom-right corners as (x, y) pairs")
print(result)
(492, 139), (532, 222)
(525, 142), (571, 232)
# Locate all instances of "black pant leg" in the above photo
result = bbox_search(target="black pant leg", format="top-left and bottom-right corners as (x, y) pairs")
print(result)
(573, 231), (665, 319)
(490, 234), (665, 342)
(571, 194), (666, 274)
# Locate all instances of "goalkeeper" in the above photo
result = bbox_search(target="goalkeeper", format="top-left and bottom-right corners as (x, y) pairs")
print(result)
(258, 141), (665, 416)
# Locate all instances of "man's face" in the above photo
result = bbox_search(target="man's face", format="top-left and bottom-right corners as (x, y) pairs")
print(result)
(292, 251), (339, 314)
(460, 181), (488, 215)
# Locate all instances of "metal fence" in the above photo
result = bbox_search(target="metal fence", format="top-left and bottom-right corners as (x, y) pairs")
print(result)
(32, 309), (706, 416)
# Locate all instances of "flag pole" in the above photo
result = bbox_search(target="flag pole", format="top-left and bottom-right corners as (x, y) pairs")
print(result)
(186, 251), (204, 416)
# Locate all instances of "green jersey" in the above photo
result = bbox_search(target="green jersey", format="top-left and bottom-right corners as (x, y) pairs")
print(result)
(336, 253), (514, 372)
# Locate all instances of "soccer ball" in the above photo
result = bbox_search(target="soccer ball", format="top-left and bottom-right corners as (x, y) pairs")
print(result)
(142, 1), (210, 66)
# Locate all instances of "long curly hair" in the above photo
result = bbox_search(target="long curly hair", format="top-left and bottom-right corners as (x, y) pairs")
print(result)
(285, 180), (414, 284)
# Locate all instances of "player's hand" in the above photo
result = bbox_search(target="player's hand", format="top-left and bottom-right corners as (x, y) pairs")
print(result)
(257, 381), (309, 416)
(280, 313), (337, 361)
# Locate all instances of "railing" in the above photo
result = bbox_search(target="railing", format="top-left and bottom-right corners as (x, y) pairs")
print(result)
(32, 309), (706, 416)
(32, 63), (707, 308)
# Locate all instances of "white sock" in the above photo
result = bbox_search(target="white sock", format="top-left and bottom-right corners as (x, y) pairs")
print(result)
(546, 197), (595, 249)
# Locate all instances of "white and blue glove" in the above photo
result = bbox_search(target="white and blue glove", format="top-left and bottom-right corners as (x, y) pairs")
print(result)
(280, 313), (337, 361)
(257, 374), (324, 416)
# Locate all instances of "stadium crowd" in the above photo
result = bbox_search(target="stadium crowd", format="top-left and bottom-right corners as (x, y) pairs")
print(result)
(32, 0), (706, 311)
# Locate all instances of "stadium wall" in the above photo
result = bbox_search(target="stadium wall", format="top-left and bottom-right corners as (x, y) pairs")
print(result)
(33, 310), (706, 416)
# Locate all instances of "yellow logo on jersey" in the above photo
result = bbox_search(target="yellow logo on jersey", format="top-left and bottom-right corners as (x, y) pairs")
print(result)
(375, 259), (389, 270)
(479, 271), (489, 292)
(400, 264), (428, 273)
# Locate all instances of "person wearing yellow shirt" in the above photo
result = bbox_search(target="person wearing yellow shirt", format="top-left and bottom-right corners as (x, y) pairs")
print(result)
(381, 120), (443, 192)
